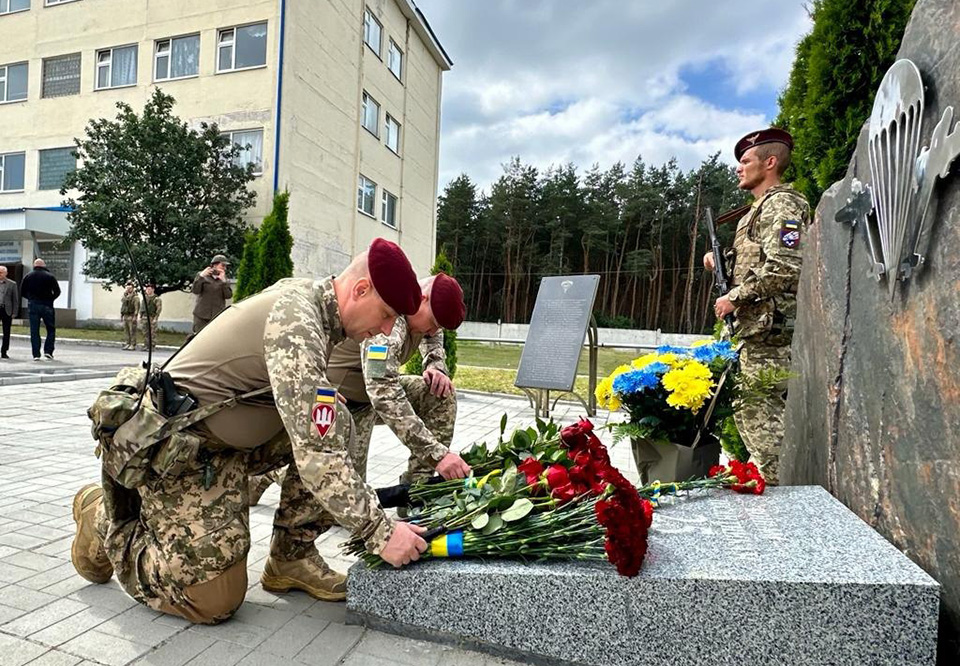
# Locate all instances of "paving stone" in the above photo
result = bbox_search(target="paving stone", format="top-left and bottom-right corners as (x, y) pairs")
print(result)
(1, 598), (88, 637)
(295, 623), (364, 665)
(59, 630), (152, 666)
(186, 640), (250, 666)
(0, 633), (49, 666)
(132, 631), (215, 666)
(256, 615), (329, 660)
(30, 606), (117, 647)
(1, 551), (66, 573)
(351, 631), (449, 665)
(187, 619), (273, 649)
(23, 649), (83, 666)
(0, 561), (37, 584)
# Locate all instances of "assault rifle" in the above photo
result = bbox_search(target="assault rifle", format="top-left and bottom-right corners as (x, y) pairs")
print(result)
(704, 207), (736, 337)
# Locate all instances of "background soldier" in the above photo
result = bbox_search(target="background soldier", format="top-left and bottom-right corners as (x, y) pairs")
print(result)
(192, 254), (232, 333)
(704, 128), (810, 484)
(327, 272), (470, 485)
(72, 238), (428, 625)
(120, 281), (139, 351)
(139, 284), (162, 351)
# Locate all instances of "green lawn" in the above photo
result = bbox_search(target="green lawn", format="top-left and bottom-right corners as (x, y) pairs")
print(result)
(11, 325), (188, 347)
(457, 340), (641, 376)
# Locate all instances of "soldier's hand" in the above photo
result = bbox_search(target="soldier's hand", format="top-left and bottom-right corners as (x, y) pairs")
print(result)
(201, 266), (213, 278)
(703, 253), (715, 271)
(435, 452), (471, 480)
(714, 295), (734, 319)
(423, 368), (453, 398)
(379, 521), (428, 568)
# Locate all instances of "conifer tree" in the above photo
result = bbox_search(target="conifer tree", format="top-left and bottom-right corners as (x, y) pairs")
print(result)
(234, 191), (293, 300)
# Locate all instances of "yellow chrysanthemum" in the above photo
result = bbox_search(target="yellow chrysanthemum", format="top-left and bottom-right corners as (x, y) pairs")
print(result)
(630, 353), (660, 369)
(692, 338), (713, 347)
(661, 360), (714, 413)
(595, 376), (614, 409)
(657, 352), (683, 367)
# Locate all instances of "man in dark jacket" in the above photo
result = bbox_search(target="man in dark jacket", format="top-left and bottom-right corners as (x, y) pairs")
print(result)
(0, 265), (19, 359)
(20, 259), (61, 361)
(191, 254), (232, 333)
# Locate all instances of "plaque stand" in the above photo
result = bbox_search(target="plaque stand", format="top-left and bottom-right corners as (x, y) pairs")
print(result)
(519, 316), (598, 418)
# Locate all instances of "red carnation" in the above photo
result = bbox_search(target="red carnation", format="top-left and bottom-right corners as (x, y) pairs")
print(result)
(544, 464), (570, 490)
(560, 418), (595, 450)
(517, 457), (545, 488)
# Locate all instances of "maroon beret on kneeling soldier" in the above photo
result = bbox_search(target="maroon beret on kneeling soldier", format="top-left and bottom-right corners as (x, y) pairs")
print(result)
(367, 238), (422, 316)
(430, 272), (466, 330)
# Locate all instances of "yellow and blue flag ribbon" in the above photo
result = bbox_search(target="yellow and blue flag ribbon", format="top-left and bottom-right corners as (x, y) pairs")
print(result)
(430, 531), (464, 557)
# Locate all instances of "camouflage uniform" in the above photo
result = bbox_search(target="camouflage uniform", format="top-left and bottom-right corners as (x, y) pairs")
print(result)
(328, 316), (455, 483)
(727, 184), (810, 484)
(120, 291), (139, 350)
(139, 294), (162, 350)
(95, 278), (393, 623)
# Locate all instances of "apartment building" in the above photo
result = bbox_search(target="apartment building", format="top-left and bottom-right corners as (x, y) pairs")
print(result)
(0, 0), (451, 327)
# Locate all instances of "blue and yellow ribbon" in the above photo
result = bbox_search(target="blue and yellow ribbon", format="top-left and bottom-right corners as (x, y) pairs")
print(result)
(430, 531), (464, 557)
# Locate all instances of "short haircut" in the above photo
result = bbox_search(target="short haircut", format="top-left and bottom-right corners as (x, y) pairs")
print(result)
(754, 142), (791, 176)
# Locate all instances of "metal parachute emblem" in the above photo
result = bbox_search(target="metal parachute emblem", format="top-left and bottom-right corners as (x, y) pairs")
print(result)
(836, 59), (960, 297)
(560, 280), (574, 293)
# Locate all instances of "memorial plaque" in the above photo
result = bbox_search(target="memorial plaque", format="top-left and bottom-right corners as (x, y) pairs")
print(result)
(348, 486), (939, 666)
(515, 275), (599, 391)
(36, 241), (72, 279)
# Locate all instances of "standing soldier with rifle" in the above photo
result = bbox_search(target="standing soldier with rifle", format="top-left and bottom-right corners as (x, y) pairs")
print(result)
(703, 128), (810, 484)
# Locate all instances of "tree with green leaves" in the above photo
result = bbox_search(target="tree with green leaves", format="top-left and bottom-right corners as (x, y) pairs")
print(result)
(404, 252), (459, 379)
(63, 89), (257, 294)
(775, 0), (916, 205)
(234, 191), (294, 300)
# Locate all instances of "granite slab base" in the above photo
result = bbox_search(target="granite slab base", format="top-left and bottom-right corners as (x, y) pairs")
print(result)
(347, 486), (939, 665)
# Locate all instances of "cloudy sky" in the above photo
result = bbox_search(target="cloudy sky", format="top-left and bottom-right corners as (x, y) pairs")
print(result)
(415, 0), (812, 192)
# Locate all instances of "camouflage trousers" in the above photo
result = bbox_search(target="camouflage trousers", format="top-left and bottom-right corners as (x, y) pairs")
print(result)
(96, 414), (362, 624)
(139, 318), (158, 349)
(348, 375), (457, 484)
(122, 316), (137, 348)
(734, 340), (791, 485)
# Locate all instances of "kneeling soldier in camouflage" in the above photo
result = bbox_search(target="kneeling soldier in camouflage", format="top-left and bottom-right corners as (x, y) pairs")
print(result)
(327, 272), (470, 485)
(72, 239), (429, 624)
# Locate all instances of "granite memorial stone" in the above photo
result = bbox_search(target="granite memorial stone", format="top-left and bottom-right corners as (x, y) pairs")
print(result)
(348, 486), (938, 665)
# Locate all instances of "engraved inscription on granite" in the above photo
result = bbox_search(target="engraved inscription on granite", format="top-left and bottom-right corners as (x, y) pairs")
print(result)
(515, 275), (599, 391)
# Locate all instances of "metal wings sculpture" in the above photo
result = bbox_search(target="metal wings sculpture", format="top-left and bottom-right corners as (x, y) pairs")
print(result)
(836, 59), (960, 297)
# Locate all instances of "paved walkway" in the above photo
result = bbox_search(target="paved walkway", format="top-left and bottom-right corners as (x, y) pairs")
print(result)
(0, 377), (630, 666)
(0, 339), (173, 387)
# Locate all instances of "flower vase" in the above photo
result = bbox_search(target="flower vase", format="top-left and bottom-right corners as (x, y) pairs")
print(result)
(630, 436), (721, 486)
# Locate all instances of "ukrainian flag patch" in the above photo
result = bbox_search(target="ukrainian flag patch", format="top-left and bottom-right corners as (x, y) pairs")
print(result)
(315, 387), (337, 404)
(367, 345), (388, 360)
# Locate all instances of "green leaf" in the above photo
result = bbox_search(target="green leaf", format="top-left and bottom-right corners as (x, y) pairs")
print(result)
(481, 513), (503, 535)
(499, 413), (508, 438)
(471, 513), (490, 530)
(501, 498), (534, 522)
(535, 416), (546, 433)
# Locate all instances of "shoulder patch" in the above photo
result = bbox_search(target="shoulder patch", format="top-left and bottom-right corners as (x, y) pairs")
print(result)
(366, 345), (388, 379)
(312, 388), (337, 438)
(780, 219), (801, 249)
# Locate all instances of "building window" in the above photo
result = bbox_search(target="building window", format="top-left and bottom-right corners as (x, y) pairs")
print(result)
(45, 0), (80, 5)
(363, 8), (381, 57)
(357, 175), (376, 217)
(224, 128), (264, 174)
(1, 0), (31, 16)
(387, 39), (403, 80)
(0, 152), (26, 192)
(217, 22), (267, 72)
(385, 115), (401, 154)
(42, 53), (81, 98)
(0, 62), (27, 103)
(381, 190), (398, 229)
(155, 34), (200, 81)
(38, 147), (76, 191)
(96, 45), (138, 89)
(362, 91), (379, 137)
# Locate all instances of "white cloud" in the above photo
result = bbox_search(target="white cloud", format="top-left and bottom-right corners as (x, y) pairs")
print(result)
(415, 0), (812, 191)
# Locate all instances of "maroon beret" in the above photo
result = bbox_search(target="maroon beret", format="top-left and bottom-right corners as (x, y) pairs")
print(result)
(430, 272), (466, 330)
(367, 238), (422, 316)
(734, 128), (794, 161)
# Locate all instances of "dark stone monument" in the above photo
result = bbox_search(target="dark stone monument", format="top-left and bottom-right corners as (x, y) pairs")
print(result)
(348, 487), (938, 665)
(782, 0), (960, 660)
(515, 275), (599, 391)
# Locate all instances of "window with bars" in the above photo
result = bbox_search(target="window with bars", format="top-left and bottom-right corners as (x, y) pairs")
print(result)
(381, 189), (398, 229)
(217, 22), (267, 72)
(358, 175), (377, 217)
(0, 62), (28, 103)
(155, 34), (200, 81)
(96, 45), (138, 89)
(0, 152), (26, 192)
(38, 147), (76, 191)
(362, 92), (380, 137)
(363, 8), (382, 57)
(42, 53), (81, 98)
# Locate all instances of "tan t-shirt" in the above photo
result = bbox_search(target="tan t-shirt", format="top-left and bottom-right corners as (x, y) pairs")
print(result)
(166, 287), (285, 449)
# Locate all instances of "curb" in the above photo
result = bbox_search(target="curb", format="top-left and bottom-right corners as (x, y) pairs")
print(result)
(0, 369), (118, 387)
(10, 334), (179, 352)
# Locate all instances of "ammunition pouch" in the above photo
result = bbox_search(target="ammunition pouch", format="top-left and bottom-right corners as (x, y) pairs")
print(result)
(88, 366), (272, 489)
